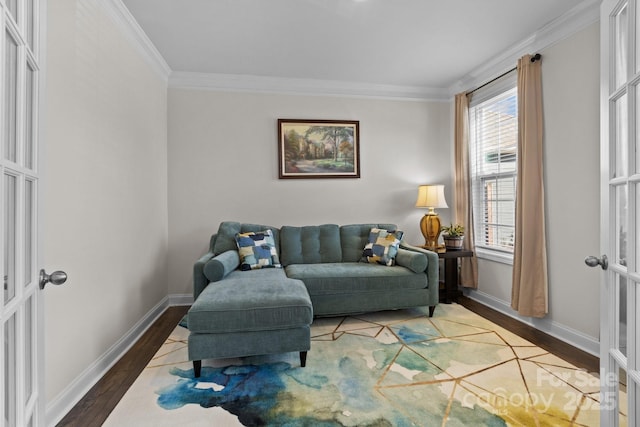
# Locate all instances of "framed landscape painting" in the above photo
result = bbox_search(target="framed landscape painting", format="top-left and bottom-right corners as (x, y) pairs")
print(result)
(278, 119), (360, 179)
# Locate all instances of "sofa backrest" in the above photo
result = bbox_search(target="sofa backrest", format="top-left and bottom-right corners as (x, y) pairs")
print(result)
(340, 223), (398, 262)
(211, 221), (399, 265)
(212, 221), (281, 255)
(279, 224), (342, 266)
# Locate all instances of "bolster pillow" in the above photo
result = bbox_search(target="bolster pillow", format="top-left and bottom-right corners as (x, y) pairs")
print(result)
(394, 248), (428, 273)
(203, 250), (240, 282)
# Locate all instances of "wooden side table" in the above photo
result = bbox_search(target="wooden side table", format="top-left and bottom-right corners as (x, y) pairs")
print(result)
(437, 249), (473, 304)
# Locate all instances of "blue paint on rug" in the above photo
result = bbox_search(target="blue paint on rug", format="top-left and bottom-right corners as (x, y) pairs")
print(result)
(395, 326), (428, 344)
(157, 363), (291, 425)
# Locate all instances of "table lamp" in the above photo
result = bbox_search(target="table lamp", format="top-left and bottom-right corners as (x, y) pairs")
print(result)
(415, 184), (448, 249)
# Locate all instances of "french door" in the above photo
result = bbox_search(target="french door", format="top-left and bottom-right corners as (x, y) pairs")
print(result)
(1, 0), (43, 426)
(599, 0), (640, 425)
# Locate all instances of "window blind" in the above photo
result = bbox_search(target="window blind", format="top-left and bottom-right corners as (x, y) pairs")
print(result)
(469, 72), (518, 253)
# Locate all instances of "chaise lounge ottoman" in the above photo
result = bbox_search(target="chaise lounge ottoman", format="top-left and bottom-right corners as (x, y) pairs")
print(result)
(187, 268), (313, 377)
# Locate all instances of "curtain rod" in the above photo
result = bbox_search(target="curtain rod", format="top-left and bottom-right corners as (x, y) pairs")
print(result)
(467, 53), (541, 95)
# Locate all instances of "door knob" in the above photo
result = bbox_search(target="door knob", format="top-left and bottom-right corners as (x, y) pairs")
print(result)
(39, 269), (67, 289)
(585, 255), (608, 270)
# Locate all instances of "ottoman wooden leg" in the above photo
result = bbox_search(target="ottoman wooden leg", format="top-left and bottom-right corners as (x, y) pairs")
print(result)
(299, 351), (307, 367)
(193, 360), (202, 378)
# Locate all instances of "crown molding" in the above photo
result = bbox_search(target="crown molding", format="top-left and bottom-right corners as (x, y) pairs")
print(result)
(169, 71), (450, 101)
(449, 0), (600, 96)
(100, 0), (599, 100)
(101, 0), (171, 81)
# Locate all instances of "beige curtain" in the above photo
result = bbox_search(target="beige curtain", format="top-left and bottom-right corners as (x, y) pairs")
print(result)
(454, 93), (478, 288)
(511, 54), (548, 317)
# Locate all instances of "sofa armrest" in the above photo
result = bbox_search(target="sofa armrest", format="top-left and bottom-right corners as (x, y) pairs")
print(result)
(194, 251), (216, 300)
(193, 233), (224, 300)
(203, 250), (240, 283)
(395, 248), (428, 273)
(399, 243), (439, 299)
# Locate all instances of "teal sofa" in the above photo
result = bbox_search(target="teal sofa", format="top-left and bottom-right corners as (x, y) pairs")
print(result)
(187, 222), (439, 376)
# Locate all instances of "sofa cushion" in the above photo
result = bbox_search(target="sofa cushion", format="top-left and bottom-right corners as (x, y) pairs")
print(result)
(280, 224), (342, 266)
(235, 229), (281, 270)
(362, 228), (404, 266)
(285, 262), (427, 296)
(340, 223), (398, 262)
(188, 269), (312, 333)
(213, 221), (280, 255)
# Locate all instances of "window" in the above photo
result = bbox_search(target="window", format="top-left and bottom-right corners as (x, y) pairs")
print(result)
(469, 73), (517, 259)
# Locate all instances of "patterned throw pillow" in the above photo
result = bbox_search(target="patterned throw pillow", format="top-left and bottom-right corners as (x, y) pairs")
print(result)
(362, 228), (404, 266)
(235, 230), (282, 271)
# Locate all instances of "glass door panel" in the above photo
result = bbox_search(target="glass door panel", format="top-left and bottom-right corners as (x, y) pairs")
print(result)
(618, 274), (628, 356)
(615, 94), (629, 178)
(616, 184), (629, 267)
(6, 0), (17, 22)
(25, 62), (36, 170)
(616, 3), (630, 89)
(26, 0), (35, 51)
(637, 283), (640, 361)
(636, 85), (640, 173)
(25, 179), (34, 286)
(4, 174), (17, 305)
(619, 367), (629, 426)
(4, 29), (19, 163)
(636, 0), (640, 73)
(637, 184), (640, 269)
(25, 296), (34, 402)
(4, 313), (17, 427)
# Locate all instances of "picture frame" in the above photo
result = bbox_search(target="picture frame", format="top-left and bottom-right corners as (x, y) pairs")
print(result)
(278, 119), (360, 179)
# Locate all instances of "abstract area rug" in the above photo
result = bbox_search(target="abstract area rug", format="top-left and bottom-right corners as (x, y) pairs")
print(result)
(104, 304), (607, 426)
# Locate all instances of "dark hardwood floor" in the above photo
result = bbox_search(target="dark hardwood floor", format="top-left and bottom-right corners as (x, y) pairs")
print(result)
(56, 299), (598, 426)
(458, 296), (599, 374)
(56, 305), (189, 427)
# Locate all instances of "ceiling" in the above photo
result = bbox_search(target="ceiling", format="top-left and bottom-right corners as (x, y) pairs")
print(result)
(121, 0), (593, 94)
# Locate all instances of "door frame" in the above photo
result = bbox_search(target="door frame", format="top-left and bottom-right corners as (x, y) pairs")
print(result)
(600, 0), (640, 425)
(0, 0), (47, 425)
(36, 1), (48, 425)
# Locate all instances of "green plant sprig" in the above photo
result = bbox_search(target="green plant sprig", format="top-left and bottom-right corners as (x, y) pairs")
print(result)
(441, 223), (464, 237)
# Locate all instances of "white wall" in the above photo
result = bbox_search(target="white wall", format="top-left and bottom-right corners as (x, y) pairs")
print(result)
(468, 23), (601, 351)
(543, 22), (600, 339)
(167, 90), (451, 294)
(44, 0), (168, 406)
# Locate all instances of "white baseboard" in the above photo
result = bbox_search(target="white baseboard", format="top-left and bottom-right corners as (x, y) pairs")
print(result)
(465, 289), (599, 358)
(45, 296), (171, 427)
(169, 293), (194, 306)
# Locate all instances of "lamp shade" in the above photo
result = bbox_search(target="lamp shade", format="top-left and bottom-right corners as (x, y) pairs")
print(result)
(415, 185), (448, 209)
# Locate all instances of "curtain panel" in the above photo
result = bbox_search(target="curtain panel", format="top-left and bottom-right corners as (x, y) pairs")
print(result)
(454, 93), (478, 288)
(511, 54), (549, 318)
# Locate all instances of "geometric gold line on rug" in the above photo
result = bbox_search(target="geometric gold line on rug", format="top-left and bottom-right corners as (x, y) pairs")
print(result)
(147, 341), (189, 368)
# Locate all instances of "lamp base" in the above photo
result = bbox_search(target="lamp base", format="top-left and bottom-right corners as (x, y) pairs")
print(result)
(420, 213), (442, 250)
